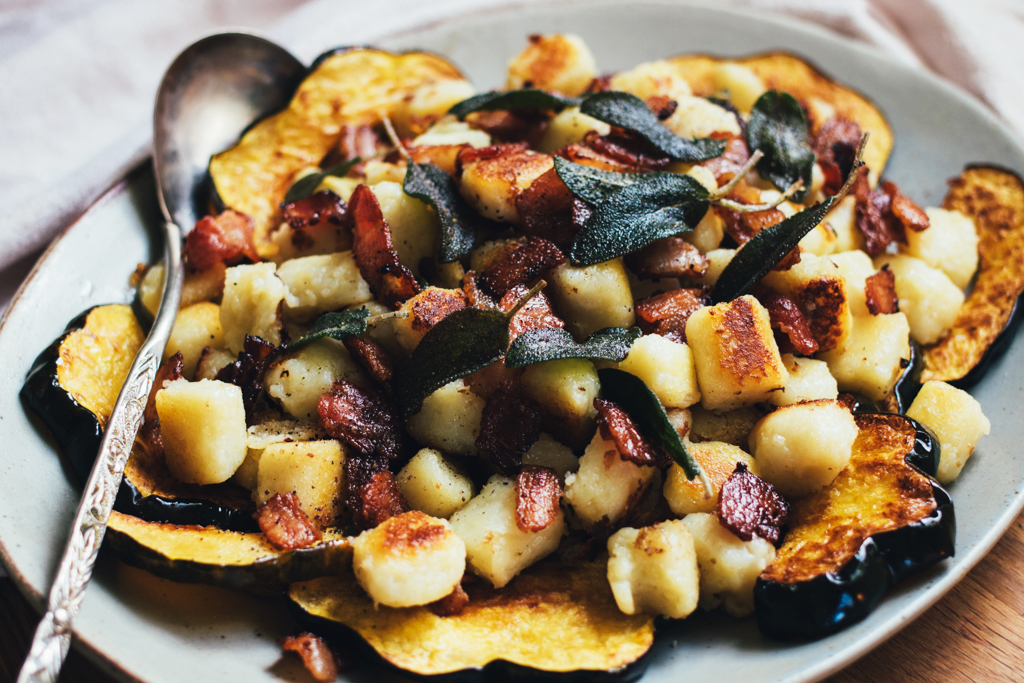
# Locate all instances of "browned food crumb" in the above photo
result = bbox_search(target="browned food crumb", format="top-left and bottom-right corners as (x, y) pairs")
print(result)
(280, 632), (342, 681)
(257, 492), (322, 550)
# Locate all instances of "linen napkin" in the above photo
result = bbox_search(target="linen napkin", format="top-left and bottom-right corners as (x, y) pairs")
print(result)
(0, 0), (1021, 316)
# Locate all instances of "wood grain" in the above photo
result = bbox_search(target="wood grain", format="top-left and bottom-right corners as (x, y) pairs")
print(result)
(3, 512), (1023, 683)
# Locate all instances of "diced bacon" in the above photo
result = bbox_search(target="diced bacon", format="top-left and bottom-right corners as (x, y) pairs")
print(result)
(721, 200), (786, 247)
(593, 398), (667, 467)
(515, 167), (579, 251)
(343, 336), (395, 393)
(557, 131), (671, 173)
(280, 633), (343, 682)
(183, 210), (259, 272)
(348, 184), (421, 308)
(478, 236), (565, 298)
(865, 265), (900, 315)
(813, 116), (862, 195)
(476, 381), (542, 474)
(515, 465), (562, 532)
(701, 134), (750, 184)
(408, 288), (468, 334)
(429, 582), (471, 617)
(358, 470), (410, 529)
(499, 285), (565, 343)
(318, 380), (407, 462)
(215, 335), (278, 421)
(625, 236), (709, 280)
(887, 181), (930, 233)
(756, 286), (819, 356)
(257, 492), (323, 550)
(465, 111), (549, 146)
(635, 288), (705, 343)
(280, 190), (347, 231)
(461, 270), (498, 310)
(455, 142), (530, 172)
(717, 462), (789, 544)
(854, 172), (930, 256)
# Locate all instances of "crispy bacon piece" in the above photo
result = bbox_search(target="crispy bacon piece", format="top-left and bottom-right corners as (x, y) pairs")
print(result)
(465, 111), (549, 146)
(343, 336), (395, 393)
(455, 142), (530, 172)
(139, 352), (184, 452)
(701, 134), (750, 183)
(515, 465), (562, 532)
(625, 237), (709, 280)
(721, 185), (787, 246)
(359, 470), (410, 529)
(515, 167), (580, 251)
(717, 462), (789, 544)
(257, 492), (322, 551)
(348, 184), (421, 308)
(429, 582), (471, 617)
(594, 398), (667, 467)
(408, 287), (468, 334)
(318, 380), (407, 462)
(813, 116), (862, 195)
(499, 284), (565, 343)
(216, 335), (278, 420)
(461, 270), (498, 310)
(865, 265), (900, 315)
(280, 633), (342, 682)
(756, 286), (819, 356)
(476, 382), (542, 474)
(478, 236), (565, 299)
(854, 172), (931, 256)
(558, 131), (671, 173)
(280, 190), (347, 231)
(635, 288), (705, 343)
(184, 210), (259, 272)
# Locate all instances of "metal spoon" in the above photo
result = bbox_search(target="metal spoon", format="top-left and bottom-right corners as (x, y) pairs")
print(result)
(18, 32), (304, 683)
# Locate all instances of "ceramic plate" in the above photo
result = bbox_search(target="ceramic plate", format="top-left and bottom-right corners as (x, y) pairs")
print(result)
(3, 3), (1024, 682)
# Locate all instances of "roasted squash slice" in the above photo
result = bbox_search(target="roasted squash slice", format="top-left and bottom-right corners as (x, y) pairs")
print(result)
(209, 48), (470, 253)
(921, 166), (1024, 385)
(105, 511), (351, 593)
(289, 559), (654, 680)
(755, 413), (954, 639)
(666, 52), (892, 177)
(21, 305), (145, 482)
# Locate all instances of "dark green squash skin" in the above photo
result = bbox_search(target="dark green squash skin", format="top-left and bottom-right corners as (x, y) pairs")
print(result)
(754, 478), (954, 640)
(114, 480), (259, 533)
(288, 600), (654, 683)
(20, 307), (104, 484)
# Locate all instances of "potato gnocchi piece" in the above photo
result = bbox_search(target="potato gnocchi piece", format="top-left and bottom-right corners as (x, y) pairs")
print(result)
(397, 448), (475, 518)
(156, 379), (248, 485)
(413, 118), (492, 149)
(450, 474), (565, 588)
(265, 339), (368, 421)
(164, 302), (225, 380)
(663, 95), (741, 139)
(254, 440), (345, 528)
(277, 251), (372, 321)
(875, 254), (964, 346)
(615, 334), (700, 409)
(406, 379), (486, 456)
(762, 253), (852, 352)
(663, 441), (757, 516)
(352, 511), (466, 607)
(907, 381), (990, 484)
(828, 249), (876, 318)
(609, 59), (693, 101)
(818, 311), (911, 402)
(688, 406), (763, 447)
(522, 433), (579, 479)
(769, 355), (838, 407)
(749, 399), (858, 498)
(506, 33), (596, 96)
(392, 78), (478, 136)
(711, 62), (766, 114)
(904, 208), (980, 290)
(607, 520), (700, 619)
(536, 107), (611, 153)
(220, 262), (287, 353)
(370, 181), (440, 278)
(682, 512), (776, 617)
(686, 295), (789, 411)
(548, 259), (636, 340)
(138, 262), (226, 318)
(393, 287), (468, 353)
(459, 148), (553, 225)
(521, 359), (600, 451)
(563, 431), (657, 529)
(194, 346), (236, 381)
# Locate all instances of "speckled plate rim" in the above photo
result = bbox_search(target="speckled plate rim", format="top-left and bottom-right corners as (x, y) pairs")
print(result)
(1, 2), (1023, 683)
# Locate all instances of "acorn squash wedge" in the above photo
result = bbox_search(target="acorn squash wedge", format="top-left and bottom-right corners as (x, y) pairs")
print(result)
(289, 559), (655, 680)
(208, 47), (471, 253)
(921, 165), (1024, 386)
(105, 510), (351, 593)
(665, 52), (893, 177)
(21, 304), (145, 482)
(754, 413), (954, 639)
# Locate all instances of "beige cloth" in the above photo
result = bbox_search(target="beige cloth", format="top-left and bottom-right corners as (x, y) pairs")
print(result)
(0, 0), (1021, 314)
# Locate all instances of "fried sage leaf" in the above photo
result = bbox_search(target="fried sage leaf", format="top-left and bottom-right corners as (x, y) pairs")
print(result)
(579, 91), (726, 162)
(505, 326), (641, 369)
(398, 308), (509, 417)
(711, 198), (836, 304)
(597, 368), (707, 489)
(290, 309), (370, 347)
(569, 174), (709, 267)
(283, 157), (361, 204)
(448, 89), (582, 118)
(746, 91), (813, 202)
(553, 156), (674, 205)
(403, 160), (477, 262)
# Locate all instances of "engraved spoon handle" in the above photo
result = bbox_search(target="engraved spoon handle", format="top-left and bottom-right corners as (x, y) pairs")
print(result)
(17, 220), (183, 683)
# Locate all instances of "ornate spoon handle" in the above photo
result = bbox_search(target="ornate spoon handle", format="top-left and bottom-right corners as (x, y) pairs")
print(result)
(17, 221), (183, 683)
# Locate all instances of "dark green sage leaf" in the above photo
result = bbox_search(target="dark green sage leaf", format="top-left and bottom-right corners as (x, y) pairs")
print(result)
(710, 197), (836, 304)
(289, 309), (370, 347)
(579, 91), (726, 162)
(746, 91), (813, 202)
(598, 368), (706, 482)
(569, 174), (709, 267)
(505, 326), (641, 369)
(448, 89), (582, 118)
(283, 157), (361, 205)
(403, 161), (477, 263)
(398, 308), (509, 417)
(553, 156), (676, 205)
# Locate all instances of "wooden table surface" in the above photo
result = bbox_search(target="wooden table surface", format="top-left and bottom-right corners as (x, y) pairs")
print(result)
(3, 512), (1023, 683)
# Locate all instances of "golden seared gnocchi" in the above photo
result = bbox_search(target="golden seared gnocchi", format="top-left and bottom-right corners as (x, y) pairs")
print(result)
(220, 262), (286, 352)
(506, 33), (596, 96)
(563, 431), (657, 529)
(607, 520), (700, 618)
(907, 381), (991, 484)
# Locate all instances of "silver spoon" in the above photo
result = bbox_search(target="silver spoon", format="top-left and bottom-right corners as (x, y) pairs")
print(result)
(18, 32), (304, 683)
